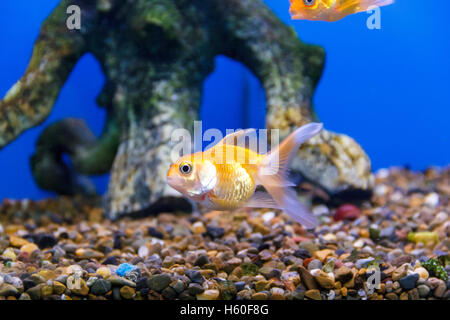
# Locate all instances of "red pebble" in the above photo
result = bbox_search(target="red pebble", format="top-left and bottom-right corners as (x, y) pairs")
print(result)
(303, 257), (314, 268)
(333, 204), (361, 221)
(292, 236), (311, 243)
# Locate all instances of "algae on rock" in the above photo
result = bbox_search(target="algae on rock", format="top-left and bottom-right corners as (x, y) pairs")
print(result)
(0, 0), (373, 219)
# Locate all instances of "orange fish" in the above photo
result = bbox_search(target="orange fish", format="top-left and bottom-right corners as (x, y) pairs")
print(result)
(289, 0), (394, 22)
(167, 123), (323, 228)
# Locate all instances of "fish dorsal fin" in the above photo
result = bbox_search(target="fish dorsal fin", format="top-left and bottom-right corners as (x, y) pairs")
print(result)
(218, 128), (257, 146)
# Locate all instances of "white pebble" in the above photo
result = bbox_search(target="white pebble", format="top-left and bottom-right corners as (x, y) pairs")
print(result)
(312, 205), (329, 216)
(327, 290), (336, 300)
(374, 184), (388, 196)
(151, 238), (164, 246)
(262, 211), (276, 222)
(353, 239), (365, 249)
(309, 269), (321, 276)
(375, 168), (390, 179)
(322, 233), (337, 241)
(391, 191), (403, 202)
(138, 245), (149, 258)
(336, 231), (347, 241)
(424, 192), (439, 208)
(433, 211), (448, 224)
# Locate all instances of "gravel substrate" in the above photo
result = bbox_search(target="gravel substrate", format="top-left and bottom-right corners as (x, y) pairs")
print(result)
(0, 166), (448, 300)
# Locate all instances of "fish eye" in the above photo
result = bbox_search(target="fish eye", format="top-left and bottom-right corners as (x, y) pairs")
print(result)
(179, 162), (192, 175)
(303, 0), (315, 6)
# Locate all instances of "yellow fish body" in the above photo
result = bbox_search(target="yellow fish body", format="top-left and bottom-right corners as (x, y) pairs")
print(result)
(167, 123), (323, 228)
(289, 0), (394, 22)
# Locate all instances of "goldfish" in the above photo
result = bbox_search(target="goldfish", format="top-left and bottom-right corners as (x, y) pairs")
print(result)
(289, 0), (394, 22)
(167, 123), (323, 228)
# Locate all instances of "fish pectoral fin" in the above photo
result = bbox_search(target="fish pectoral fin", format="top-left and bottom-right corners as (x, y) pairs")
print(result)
(244, 191), (283, 209)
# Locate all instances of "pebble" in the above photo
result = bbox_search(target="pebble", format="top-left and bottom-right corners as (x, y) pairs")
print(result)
(424, 192), (439, 207)
(116, 263), (137, 276)
(380, 226), (395, 239)
(53, 281), (66, 295)
(334, 204), (361, 221)
(398, 273), (419, 290)
(305, 289), (322, 300)
(9, 235), (29, 247)
(417, 284), (430, 297)
(148, 227), (164, 239)
(194, 254), (210, 267)
(206, 226), (225, 238)
(298, 266), (319, 290)
(314, 249), (335, 262)
(185, 269), (205, 285)
(75, 248), (104, 259)
(20, 243), (39, 255)
(138, 245), (149, 258)
(262, 211), (275, 222)
(335, 266), (354, 284)
(188, 283), (204, 295)
(250, 292), (267, 300)
(355, 258), (374, 269)
(2, 248), (16, 261)
(96, 267), (112, 278)
(314, 270), (335, 289)
(148, 274), (172, 292)
(91, 279), (111, 295)
(196, 289), (220, 300)
(414, 267), (429, 280)
(385, 292), (398, 300)
(293, 249), (311, 259)
(120, 285), (135, 299)
(35, 233), (57, 249)
(192, 222), (206, 234)
(0, 167), (447, 301)
(307, 259), (322, 271)
(109, 276), (136, 287)
(0, 283), (19, 297)
(433, 279), (446, 298)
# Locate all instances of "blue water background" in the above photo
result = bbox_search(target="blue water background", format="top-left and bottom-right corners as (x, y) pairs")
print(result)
(0, 0), (449, 199)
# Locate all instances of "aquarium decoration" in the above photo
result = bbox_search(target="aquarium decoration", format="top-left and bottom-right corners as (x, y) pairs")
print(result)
(0, 0), (372, 219)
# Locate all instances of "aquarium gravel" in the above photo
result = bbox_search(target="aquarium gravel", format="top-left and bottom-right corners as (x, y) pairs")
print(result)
(0, 167), (448, 300)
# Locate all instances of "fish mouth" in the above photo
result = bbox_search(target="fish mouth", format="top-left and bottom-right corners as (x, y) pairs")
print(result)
(166, 176), (181, 191)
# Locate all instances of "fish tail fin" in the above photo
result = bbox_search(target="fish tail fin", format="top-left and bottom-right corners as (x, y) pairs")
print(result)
(256, 123), (323, 228)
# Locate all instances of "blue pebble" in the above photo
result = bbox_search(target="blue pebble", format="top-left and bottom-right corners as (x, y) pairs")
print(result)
(235, 281), (246, 292)
(399, 273), (419, 290)
(116, 263), (137, 276)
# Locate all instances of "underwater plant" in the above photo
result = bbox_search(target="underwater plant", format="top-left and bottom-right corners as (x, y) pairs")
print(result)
(0, 0), (372, 219)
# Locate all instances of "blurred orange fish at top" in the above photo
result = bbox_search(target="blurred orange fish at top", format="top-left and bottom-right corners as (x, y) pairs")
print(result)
(289, 0), (394, 22)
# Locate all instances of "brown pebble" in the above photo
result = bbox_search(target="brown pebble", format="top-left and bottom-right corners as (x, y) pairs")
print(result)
(305, 289), (322, 300)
